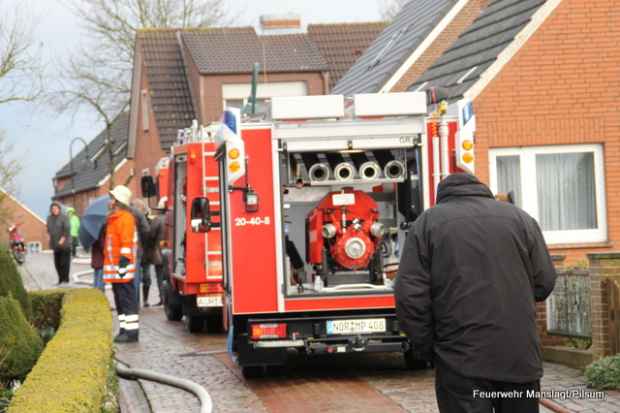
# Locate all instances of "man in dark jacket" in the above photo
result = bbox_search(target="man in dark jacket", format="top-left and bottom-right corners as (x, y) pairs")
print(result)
(395, 173), (556, 413)
(141, 208), (165, 306)
(130, 199), (150, 306)
(46, 202), (72, 284)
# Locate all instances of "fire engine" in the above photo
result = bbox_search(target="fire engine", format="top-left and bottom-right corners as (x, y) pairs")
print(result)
(186, 91), (476, 376)
(144, 124), (225, 333)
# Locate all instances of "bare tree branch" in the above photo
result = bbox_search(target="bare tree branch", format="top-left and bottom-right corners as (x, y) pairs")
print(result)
(0, 7), (43, 105)
(379, 0), (409, 20)
(0, 130), (21, 222)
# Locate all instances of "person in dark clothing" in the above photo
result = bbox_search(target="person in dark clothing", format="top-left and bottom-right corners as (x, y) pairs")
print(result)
(46, 202), (72, 284)
(395, 173), (557, 413)
(130, 199), (151, 306)
(141, 208), (165, 307)
(91, 226), (106, 292)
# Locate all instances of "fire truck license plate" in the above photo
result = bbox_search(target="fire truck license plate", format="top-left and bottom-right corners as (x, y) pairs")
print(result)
(326, 318), (386, 335)
(196, 295), (222, 308)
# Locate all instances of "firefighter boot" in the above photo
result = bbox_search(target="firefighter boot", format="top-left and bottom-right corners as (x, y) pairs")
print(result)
(114, 330), (139, 343)
(143, 284), (150, 307)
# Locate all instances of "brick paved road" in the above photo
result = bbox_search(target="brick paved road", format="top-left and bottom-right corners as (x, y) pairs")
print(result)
(19, 252), (620, 413)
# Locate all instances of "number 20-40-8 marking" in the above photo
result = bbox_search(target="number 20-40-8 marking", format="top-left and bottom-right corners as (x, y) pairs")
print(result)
(234, 217), (271, 227)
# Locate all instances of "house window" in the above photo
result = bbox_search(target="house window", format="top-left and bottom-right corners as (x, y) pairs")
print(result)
(489, 144), (606, 245)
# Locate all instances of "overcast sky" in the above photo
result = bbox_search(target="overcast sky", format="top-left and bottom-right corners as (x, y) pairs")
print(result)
(0, 0), (385, 217)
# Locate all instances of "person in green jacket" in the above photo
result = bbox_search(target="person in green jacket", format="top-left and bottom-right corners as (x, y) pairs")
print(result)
(67, 207), (81, 257)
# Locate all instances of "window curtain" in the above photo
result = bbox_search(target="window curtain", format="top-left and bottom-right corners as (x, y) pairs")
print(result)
(496, 155), (522, 207)
(536, 152), (597, 231)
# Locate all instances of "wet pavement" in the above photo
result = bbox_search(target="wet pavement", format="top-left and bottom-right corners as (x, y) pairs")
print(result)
(19, 251), (620, 413)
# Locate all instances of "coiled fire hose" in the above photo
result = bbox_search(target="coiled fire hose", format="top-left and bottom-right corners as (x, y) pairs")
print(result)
(116, 361), (213, 413)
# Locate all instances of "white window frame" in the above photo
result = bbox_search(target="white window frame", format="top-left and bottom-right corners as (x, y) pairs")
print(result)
(489, 144), (606, 245)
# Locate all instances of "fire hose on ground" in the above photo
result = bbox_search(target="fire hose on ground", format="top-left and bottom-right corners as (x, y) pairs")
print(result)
(116, 361), (213, 413)
(71, 270), (212, 413)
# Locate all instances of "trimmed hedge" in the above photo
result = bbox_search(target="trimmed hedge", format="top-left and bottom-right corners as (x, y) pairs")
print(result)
(30, 290), (65, 331)
(0, 248), (31, 319)
(0, 296), (43, 381)
(8, 289), (113, 413)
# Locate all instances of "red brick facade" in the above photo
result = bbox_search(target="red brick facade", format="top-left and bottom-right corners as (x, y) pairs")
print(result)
(0, 191), (49, 249)
(473, 0), (620, 264)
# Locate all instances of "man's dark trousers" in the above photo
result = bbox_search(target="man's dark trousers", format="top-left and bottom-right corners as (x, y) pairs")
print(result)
(112, 282), (139, 336)
(435, 360), (540, 413)
(53, 249), (71, 283)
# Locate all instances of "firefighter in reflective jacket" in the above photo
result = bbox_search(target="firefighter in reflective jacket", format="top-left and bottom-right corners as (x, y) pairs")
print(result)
(104, 185), (140, 343)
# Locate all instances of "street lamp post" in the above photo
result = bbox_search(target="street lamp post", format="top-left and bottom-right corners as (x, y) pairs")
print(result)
(69, 137), (90, 209)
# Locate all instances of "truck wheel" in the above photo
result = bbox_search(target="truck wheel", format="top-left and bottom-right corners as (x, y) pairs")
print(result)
(404, 350), (430, 370)
(241, 366), (264, 379)
(186, 315), (205, 333)
(163, 281), (183, 321)
(206, 312), (223, 334)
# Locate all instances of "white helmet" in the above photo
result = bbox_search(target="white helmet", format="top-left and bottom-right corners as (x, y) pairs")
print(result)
(109, 185), (132, 207)
(157, 196), (168, 210)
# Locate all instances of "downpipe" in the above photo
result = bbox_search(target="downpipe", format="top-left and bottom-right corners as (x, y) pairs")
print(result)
(116, 361), (213, 413)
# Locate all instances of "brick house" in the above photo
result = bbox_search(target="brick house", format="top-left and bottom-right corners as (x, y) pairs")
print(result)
(333, 0), (488, 95)
(52, 112), (133, 214)
(336, 0), (619, 265)
(406, 0), (619, 264)
(0, 189), (48, 250)
(127, 20), (385, 181)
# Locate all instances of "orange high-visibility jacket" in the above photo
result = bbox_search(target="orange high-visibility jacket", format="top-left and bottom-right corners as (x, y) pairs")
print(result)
(104, 209), (137, 283)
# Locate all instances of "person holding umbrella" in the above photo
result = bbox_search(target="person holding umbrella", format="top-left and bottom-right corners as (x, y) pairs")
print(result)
(104, 185), (140, 343)
(79, 195), (112, 292)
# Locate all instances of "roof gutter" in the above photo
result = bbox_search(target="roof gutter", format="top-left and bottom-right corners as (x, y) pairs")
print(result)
(464, 0), (563, 101)
(379, 0), (470, 93)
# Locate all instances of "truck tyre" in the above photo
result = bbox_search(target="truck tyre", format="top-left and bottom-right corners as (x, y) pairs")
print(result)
(186, 315), (205, 333)
(404, 350), (430, 370)
(241, 365), (264, 379)
(163, 281), (183, 321)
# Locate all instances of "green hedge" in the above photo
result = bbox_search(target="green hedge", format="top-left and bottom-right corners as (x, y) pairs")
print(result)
(30, 290), (65, 331)
(0, 248), (31, 319)
(8, 289), (113, 413)
(585, 354), (620, 390)
(0, 296), (44, 382)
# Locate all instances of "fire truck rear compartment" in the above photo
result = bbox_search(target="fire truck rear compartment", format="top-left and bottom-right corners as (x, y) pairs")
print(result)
(234, 311), (410, 367)
(280, 147), (420, 297)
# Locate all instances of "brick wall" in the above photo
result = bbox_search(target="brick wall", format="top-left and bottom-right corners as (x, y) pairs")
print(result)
(132, 61), (166, 198)
(473, 0), (620, 262)
(200, 72), (328, 123)
(0, 192), (49, 249)
(391, 0), (490, 93)
(587, 253), (620, 358)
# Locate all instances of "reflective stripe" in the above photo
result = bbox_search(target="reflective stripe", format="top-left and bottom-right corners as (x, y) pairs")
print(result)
(119, 321), (127, 329)
(124, 323), (139, 330)
(120, 247), (132, 254)
(118, 314), (126, 321)
(125, 315), (139, 322)
(118, 268), (127, 274)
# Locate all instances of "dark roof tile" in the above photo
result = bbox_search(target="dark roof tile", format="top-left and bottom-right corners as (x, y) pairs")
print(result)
(139, 30), (196, 149)
(54, 112), (130, 198)
(307, 22), (387, 89)
(333, 0), (458, 96)
(409, 0), (547, 100)
(181, 28), (328, 74)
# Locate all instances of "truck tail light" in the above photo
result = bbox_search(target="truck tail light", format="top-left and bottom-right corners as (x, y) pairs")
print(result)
(250, 323), (287, 340)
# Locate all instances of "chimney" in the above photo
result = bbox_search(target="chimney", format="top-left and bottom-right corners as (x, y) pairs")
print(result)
(259, 14), (303, 34)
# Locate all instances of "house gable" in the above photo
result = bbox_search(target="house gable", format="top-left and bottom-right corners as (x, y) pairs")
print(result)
(332, 0), (460, 96)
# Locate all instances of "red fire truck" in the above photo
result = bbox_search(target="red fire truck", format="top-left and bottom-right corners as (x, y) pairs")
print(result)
(146, 124), (225, 333)
(187, 92), (476, 376)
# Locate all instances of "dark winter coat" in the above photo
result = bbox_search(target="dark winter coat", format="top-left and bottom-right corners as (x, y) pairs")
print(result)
(142, 215), (164, 266)
(46, 202), (72, 252)
(91, 227), (106, 270)
(395, 173), (557, 383)
(129, 206), (150, 257)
